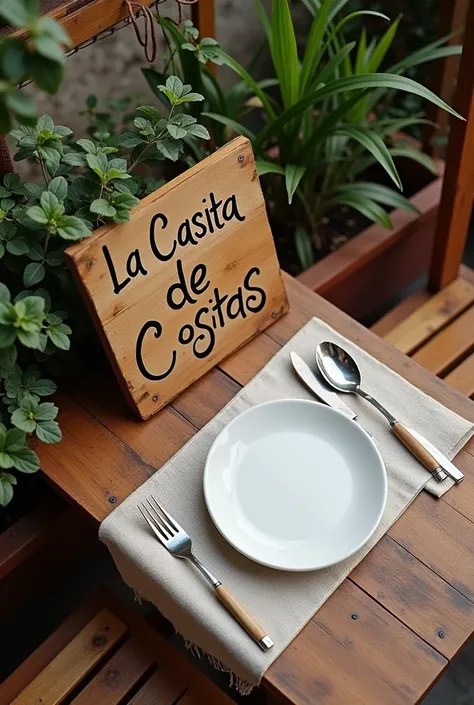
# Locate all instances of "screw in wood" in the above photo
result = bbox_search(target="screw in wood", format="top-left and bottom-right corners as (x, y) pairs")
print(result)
(153, 395), (158, 402)
(93, 634), (107, 648)
(237, 155), (244, 163)
(86, 260), (93, 268)
(438, 630), (446, 639)
(351, 613), (358, 620)
(108, 496), (117, 504)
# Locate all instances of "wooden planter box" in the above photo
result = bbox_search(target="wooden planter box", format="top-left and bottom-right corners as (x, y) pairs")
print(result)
(297, 155), (445, 321)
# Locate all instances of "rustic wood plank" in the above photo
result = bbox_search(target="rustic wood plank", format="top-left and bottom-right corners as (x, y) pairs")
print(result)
(69, 375), (196, 471)
(314, 579), (446, 703)
(38, 393), (155, 522)
(370, 291), (431, 338)
(66, 136), (287, 420)
(127, 669), (186, 705)
(266, 619), (409, 705)
(0, 494), (67, 580)
(444, 352), (474, 397)
(351, 535), (474, 659)
(383, 278), (474, 354)
(15, 0), (158, 48)
(460, 264), (474, 284)
(0, 595), (101, 704)
(103, 592), (234, 705)
(170, 368), (239, 429)
(429, 0), (474, 289)
(219, 331), (281, 385)
(11, 609), (127, 705)
(389, 491), (474, 602)
(71, 638), (154, 704)
(412, 304), (474, 375)
(439, 448), (474, 523)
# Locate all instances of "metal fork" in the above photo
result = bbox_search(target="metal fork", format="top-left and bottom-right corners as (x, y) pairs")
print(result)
(138, 495), (274, 652)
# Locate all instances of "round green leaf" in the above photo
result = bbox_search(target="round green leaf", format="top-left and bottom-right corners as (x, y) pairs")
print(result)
(23, 262), (45, 287)
(28, 379), (57, 396)
(34, 36), (65, 64)
(6, 238), (29, 256)
(36, 420), (61, 444)
(10, 445), (40, 473)
(29, 55), (63, 93)
(11, 408), (36, 433)
(6, 91), (37, 120)
(48, 176), (68, 201)
(0, 473), (15, 506)
(0, 283), (10, 303)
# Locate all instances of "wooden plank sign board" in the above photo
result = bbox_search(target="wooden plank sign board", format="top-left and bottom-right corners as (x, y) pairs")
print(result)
(66, 137), (288, 419)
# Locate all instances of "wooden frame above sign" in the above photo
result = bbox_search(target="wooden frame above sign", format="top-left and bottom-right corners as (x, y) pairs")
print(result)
(66, 137), (288, 419)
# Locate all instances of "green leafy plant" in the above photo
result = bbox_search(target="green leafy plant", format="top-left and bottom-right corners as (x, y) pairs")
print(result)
(188, 0), (462, 269)
(142, 18), (276, 156)
(0, 77), (210, 506)
(0, 0), (70, 133)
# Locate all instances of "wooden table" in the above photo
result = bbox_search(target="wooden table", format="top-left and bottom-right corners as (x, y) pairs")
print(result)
(38, 274), (474, 705)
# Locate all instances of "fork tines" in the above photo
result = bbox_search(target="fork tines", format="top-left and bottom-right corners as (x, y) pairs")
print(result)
(137, 495), (179, 545)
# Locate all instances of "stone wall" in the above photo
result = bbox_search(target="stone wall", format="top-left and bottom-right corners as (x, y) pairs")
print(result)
(23, 0), (269, 138)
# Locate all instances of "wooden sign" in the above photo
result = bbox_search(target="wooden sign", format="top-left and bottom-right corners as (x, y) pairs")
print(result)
(66, 137), (288, 419)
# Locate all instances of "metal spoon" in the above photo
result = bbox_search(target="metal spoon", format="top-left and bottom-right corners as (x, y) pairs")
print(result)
(315, 341), (447, 483)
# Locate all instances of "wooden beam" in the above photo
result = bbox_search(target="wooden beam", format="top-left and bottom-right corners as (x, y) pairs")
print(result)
(423, 0), (469, 157)
(429, 0), (474, 291)
(192, 0), (215, 39)
(14, 0), (158, 50)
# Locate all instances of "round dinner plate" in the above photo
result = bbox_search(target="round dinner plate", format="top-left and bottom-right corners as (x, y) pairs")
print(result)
(204, 399), (387, 571)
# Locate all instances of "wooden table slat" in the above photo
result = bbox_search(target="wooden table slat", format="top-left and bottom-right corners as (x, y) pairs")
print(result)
(314, 579), (446, 702)
(351, 535), (474, 659)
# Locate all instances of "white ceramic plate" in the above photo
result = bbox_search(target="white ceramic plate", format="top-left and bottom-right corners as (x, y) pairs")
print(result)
(204, 399), (387, 571)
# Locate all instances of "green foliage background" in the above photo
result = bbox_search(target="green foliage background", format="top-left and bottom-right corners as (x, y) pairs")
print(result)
(347, 0), (440, 132)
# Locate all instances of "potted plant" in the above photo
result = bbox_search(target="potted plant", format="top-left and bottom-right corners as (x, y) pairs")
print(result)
(143, 0), (461, 320)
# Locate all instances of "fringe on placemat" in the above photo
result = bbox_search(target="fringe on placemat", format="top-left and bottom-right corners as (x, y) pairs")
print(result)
(130, 589), (254, 696)
(183, 638), (255, 696)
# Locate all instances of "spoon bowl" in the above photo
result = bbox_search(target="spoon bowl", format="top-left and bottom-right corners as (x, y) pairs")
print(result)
(316, 341), (361, 394)
(315, 339), (448, 484)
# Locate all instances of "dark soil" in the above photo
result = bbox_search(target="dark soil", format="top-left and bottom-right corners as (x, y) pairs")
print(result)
(0, 474), (53, 534)
(275, 158), (435, 276)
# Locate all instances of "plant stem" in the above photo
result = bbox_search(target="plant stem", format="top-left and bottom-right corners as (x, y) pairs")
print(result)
(128, 142), (153, 172)
(38, 156), (50, 184)
(297, 190), (318, 243)
(128, 106), (175, 172)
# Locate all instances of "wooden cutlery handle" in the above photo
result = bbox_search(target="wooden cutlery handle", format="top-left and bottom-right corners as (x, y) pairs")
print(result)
(215, 584), (273, 651)
(391, 423), (447, 482)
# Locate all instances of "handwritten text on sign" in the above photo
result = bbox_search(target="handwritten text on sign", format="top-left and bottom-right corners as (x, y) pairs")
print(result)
(66, 137), (288, 419)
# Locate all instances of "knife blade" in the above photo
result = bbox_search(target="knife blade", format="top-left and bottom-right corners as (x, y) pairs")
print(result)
(290, 351), (357, 419)
(290, 351), (463, 483)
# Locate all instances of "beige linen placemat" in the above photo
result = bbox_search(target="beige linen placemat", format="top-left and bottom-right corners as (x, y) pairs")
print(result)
(100, 318), (474, 693)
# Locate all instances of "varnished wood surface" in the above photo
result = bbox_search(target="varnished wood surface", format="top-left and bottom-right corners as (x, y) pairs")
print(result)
(38, 274), (474, 705)
(423, 0), (468, 157)
(384, 278), (474, 355)
(377, 266), (474, 401)
(429, 0), (474, 290)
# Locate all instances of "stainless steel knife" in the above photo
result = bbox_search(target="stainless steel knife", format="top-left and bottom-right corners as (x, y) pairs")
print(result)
(290, 351), (464, 483)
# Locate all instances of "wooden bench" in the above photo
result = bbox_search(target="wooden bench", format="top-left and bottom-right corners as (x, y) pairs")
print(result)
(0, 589), (235, 705)
(372, 266), (474, 399)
